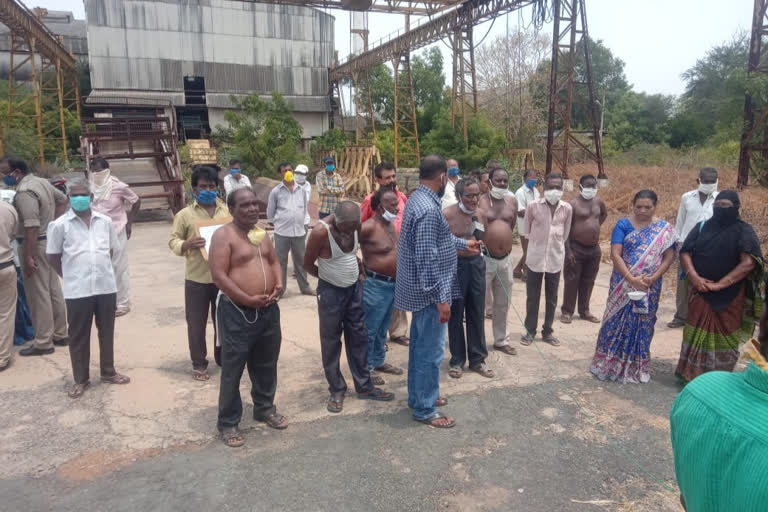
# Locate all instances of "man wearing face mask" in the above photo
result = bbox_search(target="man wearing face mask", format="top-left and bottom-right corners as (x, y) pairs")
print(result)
(169, 166), (230, 381)
(478, 168), (518, 355)
(293, 164), (312, 232)
(668, 167), (719, 329)
(223, 159), (252, 198)
(561, 174), (607, 325)
(396, 155), (482, 428)
(47, 177), (130, 398)
(267, 162), (315, 297)
(89, 157), (141, 317)
(443, 178), (493, 379)
(2, 157), (69, 357)
(360, 162), (411, 348)
(521, 173), (572, 347)
(441, 158), (462, 210)
(316, 156), (345, 220)
(513, 169), (541, 281)
(360, 186), (403, 383)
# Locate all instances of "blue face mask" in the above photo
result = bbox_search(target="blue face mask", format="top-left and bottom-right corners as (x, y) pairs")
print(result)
(3, 174), (17, 187)
(525, 178), (537, 189)
(70, 195), (91, 212)
(195, 189), (218, 205)
(229, 168), (240, 176)
(325, 164), (335, 172)
(448, 167), (460, 177)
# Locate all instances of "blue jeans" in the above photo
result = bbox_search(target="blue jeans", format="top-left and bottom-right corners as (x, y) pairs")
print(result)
(363, 277), (396, 370)
(407, 304), (446, 420)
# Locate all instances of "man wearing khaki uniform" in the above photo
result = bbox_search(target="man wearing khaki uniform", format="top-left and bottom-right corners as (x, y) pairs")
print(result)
(0, 199), (17, 371)
(2, 158), (69, 356)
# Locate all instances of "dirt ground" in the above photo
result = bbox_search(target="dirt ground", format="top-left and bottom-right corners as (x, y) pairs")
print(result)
(0, 219), (688, 511)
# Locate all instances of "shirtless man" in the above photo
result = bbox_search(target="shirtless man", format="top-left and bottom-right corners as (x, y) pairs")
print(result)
(304, 200), (394, 414)
(360, 186), (403, 384)
(210, 187), (287, 448)
(478, 168), (519, 355)
(443, 178), (493, 379)
(561, 174), (607, 324)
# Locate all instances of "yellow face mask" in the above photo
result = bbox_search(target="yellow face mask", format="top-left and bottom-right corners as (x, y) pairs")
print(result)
(247, 227), (266, 246)
(283, 171), (294, 183)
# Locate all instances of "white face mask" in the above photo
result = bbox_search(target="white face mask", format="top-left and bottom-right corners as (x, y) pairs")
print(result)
(458, 201), (476, 215)
(490, 186), (507, 200)
(295, 173), (307, 185)
(698, 181), (717, 195)
(580, 187), (597, 200)
(91, 169), (111, 186)
(544, 189), (563, 205)
(382, 209), (397, 223)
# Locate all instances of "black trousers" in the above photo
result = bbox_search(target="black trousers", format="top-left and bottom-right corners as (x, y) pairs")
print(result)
(184, 280), (220, 370)
(317, 279), (373, 396)
(66, 293), (117, 385)
(449, 255), (488, 367)
(562, 241), (601, 317)
(525, 270), (561, 337)
(217, 298), (281, 430)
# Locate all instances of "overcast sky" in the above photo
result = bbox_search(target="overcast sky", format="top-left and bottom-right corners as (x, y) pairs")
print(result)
(35, 0), (752, 96)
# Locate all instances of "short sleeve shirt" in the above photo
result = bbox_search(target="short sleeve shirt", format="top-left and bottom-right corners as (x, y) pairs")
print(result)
(46, 210), (118, 299)
(13, 174), (68, 237)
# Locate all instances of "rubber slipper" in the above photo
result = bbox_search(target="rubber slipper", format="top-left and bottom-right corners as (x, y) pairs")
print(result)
(415, 412), (456, 429)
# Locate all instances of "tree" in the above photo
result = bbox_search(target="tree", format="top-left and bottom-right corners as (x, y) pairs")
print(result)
(420, 107), (506, 169)
(411, 47), (447, 136)
(476, 28), (550, 147)
(212, 92), (304, 178)
(670, 33), (752, 147)
(604, 91), (673, 150)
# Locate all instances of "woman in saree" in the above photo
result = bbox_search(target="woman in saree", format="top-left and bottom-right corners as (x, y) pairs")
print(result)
(675, 189), (764, 383)
(591, 190), (676, 383)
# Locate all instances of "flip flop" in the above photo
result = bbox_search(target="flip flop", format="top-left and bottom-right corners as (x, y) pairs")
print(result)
(469, 363), (494, 378)
(327, 395), (344, 413)
(258, 413), (288, 430)
(435, 397), (448, 407)
(448, 366), (463, 379)
(374, 363), (404, 375)
(357, 388), (395, 401)
(494, 344), (517, 356)
(520, 333), (534, 346)
(221, 427), (245, 448)
(192, 369), (210, 381)
(371, 374), (386, 386)
(416, 412), (456, 429)
(389, 336), (410, 347)
(101, 373), (131, 385)
(68, 381), (90, 399)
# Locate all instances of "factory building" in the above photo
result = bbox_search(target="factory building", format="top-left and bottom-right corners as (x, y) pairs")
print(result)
(84, 0), (335, 142)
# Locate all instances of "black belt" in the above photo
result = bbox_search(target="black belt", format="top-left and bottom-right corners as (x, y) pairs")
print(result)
(0, 260), (14, 270)
(483, 247), (511, 260)
(365, 269), (395, 283)
(16, 235), (46, 242)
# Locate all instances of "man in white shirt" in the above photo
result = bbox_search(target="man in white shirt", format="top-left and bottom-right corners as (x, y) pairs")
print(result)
(441, 158), (461, 210)
(513, 169), (540, 280)
(267, 162), (315, 297)
(223, 159), (252, 198)
(46, 178), (131, 398)
(667, 167), (719, 328)
(294, 164), (312, 232)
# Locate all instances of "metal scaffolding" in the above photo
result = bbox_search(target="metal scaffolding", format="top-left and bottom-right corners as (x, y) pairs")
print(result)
(451, 23), (477, 148)
(392, 52), (420, 167)
(0, 2), (80, 163)
(544, 0), (604, 180)
(737, 0), (768, 188)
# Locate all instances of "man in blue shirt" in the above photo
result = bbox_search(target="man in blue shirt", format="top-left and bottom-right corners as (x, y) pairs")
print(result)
(395, 154), (481, 428)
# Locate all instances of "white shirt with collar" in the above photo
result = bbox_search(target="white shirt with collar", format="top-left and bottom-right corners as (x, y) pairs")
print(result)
(514, 184), (540, 236)
(298, 181), (312, 226)
(441, 178), (458, 210)
(223, 173), (252, 197)
(46, 209), (118, 299)
(675, 189), (718, 243)
(267, 181), (308, 237)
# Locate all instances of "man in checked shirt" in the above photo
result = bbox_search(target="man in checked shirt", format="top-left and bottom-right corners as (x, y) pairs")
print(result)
(395, 154), (481, 429)
(316, 156), (345, 220)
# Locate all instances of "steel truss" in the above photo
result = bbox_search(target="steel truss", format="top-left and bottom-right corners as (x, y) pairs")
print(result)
(737, 0), (768, 188)
(392, 53), (420, 167)
(545, 0), (603, 180)
(0, 2), (80, 163)
(451, 23), (477, 148)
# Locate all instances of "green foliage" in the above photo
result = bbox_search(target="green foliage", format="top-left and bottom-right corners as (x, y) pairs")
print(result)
(421, 107), (506, 169)
(310, 128), (349, 162)
(605, 92), (674, 151)
(375, 128), (395, 163)
(211, 92), (304, 179)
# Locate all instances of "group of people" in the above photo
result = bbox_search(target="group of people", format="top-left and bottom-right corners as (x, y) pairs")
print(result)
(0, 157), (139, 396)
(2, 152), (765, 450)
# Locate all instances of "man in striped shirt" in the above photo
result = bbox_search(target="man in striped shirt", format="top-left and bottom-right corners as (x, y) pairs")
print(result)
(316, 156), (345, 219)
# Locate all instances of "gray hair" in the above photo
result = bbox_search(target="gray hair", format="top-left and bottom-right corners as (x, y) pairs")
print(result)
(334, 200), (361, 224)
(66, 176), (92, 194)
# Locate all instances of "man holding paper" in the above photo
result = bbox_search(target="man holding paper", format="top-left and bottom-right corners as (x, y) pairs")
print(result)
(168, 166), (230, 381)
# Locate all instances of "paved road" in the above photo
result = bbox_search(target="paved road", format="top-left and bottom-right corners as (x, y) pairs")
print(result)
(2, 371), (681, 512)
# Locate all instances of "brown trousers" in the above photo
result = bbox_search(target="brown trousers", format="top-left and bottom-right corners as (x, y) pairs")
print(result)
(18, 239), (68, 350)
(0, 265), (16, 366)
(561, 241), (601, 317)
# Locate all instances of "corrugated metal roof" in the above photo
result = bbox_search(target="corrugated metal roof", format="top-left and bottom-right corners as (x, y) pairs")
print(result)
(206, 93), (329, 112)
(85, 0), (334, 97)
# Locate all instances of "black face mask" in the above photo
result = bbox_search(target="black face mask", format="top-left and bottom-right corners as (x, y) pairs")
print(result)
(712, 206), (739, 225)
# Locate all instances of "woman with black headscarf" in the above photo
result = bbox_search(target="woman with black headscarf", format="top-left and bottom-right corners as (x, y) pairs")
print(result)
(675, 189), (764, 382)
